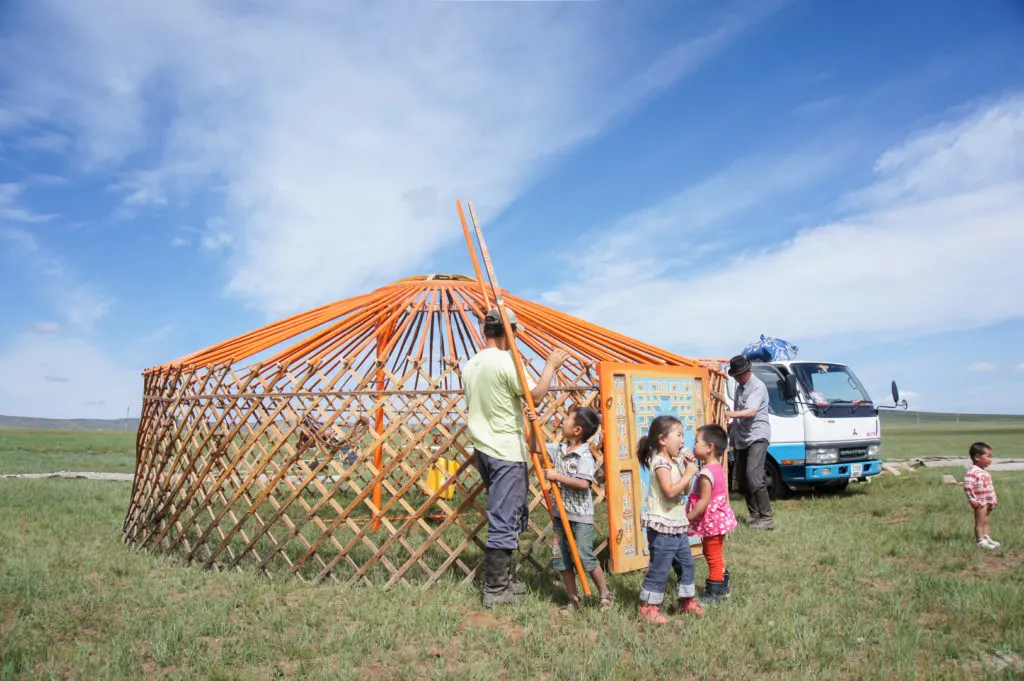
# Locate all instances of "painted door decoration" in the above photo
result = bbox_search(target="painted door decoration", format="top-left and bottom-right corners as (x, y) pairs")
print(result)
(599, 362), (711, 574)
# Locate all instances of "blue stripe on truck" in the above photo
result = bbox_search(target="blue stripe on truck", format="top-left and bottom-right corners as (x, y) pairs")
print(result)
(784, 460), (883, 483)
(767, 442), (806, 464)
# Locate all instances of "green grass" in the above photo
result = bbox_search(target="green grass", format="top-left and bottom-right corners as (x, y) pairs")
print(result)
(880, 413), (1024, 461)
(0, 429), (136, 474)
(2, 469), (1023, 678)
(2, 423), (1024, 678)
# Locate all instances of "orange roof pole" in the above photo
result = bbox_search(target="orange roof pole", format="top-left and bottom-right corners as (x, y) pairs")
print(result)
(464, 200), (591, 597)
(456, 200), (491, 311)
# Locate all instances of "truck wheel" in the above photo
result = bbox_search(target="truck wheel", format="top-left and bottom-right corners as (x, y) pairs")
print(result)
(764, 458), (785, 500)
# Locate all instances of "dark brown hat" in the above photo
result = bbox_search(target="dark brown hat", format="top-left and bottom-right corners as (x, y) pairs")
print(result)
(728, 355), (752, 377)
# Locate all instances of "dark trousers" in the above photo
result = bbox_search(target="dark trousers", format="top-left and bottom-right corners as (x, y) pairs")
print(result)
(735, 439), (773, 519)
(473, 449), (529, 550)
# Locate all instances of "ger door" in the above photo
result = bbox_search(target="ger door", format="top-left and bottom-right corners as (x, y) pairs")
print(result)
(598, 362), (713, 574)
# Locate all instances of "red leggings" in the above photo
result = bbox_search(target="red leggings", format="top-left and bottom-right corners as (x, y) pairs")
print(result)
(702, 535), (726, 581)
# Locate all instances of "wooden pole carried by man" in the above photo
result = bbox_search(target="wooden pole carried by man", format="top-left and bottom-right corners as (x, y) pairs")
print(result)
(458, 200), (592, 605)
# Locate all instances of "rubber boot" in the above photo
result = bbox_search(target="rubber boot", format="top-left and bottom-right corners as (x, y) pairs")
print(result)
(722, 569), (732, 598)
(481, 549), (522, 609)
(700, 579), (726, 606)
(678, 596), (704, 616)
(751, 488), (775, 530)
(638, 603), (668, 624)
(507, 553), (527, 595)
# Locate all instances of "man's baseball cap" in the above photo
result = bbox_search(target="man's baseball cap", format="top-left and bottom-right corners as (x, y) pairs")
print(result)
(483, 307), (517, 327)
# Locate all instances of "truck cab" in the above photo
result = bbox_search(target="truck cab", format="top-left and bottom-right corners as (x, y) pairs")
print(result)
(724, 360), (885, 496)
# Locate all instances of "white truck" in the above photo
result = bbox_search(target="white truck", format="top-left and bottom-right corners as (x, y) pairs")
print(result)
(720, 360), (905, 496)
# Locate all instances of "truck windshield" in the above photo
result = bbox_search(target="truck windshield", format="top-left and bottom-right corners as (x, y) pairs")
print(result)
(790, 363), (872, 406)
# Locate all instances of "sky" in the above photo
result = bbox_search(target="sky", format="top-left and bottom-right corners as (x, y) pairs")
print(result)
(1, 0), (1023, 419)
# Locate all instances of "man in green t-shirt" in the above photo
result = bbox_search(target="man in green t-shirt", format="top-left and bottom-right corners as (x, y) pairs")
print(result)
(463, 307), (568, 608)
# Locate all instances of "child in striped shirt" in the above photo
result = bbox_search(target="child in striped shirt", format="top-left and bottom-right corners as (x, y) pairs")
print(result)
(964, 442), (999, 550)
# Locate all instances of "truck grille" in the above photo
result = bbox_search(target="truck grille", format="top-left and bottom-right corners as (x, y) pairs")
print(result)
(839, 447), (868, 460)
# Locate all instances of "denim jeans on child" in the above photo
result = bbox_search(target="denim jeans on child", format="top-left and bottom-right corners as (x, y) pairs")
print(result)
(639, 529), (696, 604)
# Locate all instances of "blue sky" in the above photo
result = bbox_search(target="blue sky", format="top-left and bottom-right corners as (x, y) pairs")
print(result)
(1, 0), (1023, 418)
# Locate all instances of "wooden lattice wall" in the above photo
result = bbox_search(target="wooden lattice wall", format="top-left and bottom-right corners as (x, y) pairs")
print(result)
(122, 275), (718, 587)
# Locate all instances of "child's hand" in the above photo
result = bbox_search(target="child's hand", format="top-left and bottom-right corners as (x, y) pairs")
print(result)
(544, 468), (558, 482)
(681, 448), (696, 465)
(683, 459), (699, 476)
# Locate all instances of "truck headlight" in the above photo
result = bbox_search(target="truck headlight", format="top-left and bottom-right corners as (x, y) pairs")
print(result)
(806, 447), (839, 464)
(867, 445), (880, 460)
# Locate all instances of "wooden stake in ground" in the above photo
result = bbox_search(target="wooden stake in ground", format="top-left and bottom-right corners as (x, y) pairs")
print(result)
(462, 200), (591, 597)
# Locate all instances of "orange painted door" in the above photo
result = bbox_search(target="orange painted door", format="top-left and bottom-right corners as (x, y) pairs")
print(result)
(599, 362), (712, 574)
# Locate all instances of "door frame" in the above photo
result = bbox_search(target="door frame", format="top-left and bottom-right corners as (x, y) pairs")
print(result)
(598, 362), (713, 574)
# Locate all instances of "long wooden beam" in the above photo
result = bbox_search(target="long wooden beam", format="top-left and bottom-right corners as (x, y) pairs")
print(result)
(464, 200), (591, 597)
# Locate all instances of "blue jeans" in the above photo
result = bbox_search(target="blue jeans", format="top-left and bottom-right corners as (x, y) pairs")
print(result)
(639, 529), (696, 604)
(473, 449), (529, 550)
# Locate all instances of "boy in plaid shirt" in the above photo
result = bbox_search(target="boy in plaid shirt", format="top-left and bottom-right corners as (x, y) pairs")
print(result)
(964, 442), (999, 550)
(529, 406), (614, 614)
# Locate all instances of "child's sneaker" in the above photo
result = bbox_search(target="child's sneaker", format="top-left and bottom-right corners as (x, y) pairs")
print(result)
(984, 536), (1001, 548)
(976, 538), (997, 550)
(638, 603), (668, 624)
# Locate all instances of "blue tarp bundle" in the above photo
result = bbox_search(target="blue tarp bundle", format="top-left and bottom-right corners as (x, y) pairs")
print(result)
(742, 334), (799, 361)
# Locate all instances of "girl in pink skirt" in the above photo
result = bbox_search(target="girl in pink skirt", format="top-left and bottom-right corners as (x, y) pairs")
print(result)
(686, 424), (738, 605)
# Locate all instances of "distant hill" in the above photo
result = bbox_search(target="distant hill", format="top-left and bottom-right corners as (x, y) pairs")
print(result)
(880, 411), (1024, 425)
(0, 415), (141, 431)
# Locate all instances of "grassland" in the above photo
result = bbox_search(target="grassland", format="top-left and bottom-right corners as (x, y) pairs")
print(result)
(1, 418), (1023, 679)
(0, 429), (135, 475)
(879, 412), (1024, 461)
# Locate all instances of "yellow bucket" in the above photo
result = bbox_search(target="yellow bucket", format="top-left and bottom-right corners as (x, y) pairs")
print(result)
(426, 456), (458, 500)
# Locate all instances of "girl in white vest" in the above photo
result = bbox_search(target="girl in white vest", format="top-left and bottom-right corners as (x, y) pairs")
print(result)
(636, 415), (702, 623)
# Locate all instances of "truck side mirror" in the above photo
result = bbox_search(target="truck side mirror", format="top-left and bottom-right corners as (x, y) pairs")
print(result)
(783, 375), (799, 400)
(891, 380), (900, 405)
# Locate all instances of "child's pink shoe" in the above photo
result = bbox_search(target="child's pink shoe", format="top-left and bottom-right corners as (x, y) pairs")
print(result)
(638, 603), (668, 624)
(678, 597), (704, 616)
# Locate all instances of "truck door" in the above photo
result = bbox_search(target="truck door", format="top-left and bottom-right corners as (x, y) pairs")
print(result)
(753, 364), (806, 464)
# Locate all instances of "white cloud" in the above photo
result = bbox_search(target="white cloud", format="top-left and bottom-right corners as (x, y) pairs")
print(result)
(0, 183), (58, 223)
(1, 228), (113, 332)
(0, 333), (140, 419)
(966, 362), (996, 373)
(541, 94), (1024, 355)
(1016, 363), (1024, 372)
(546, 143), (854, 286)
(0, 0), (776, 318)
(18, 130), (71, 153)
(846, 96), (1024, 208)
(170, 237), (189, 248)
(200, 219), (233, 251)
(111, 169), (169, 207)
(26, 322), (61, 334)
(899, 390), (921, 410)
(793, 96), (844, 118)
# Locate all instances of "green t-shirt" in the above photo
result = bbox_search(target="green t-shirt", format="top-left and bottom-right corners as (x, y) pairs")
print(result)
(463, 348), (536, 463)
